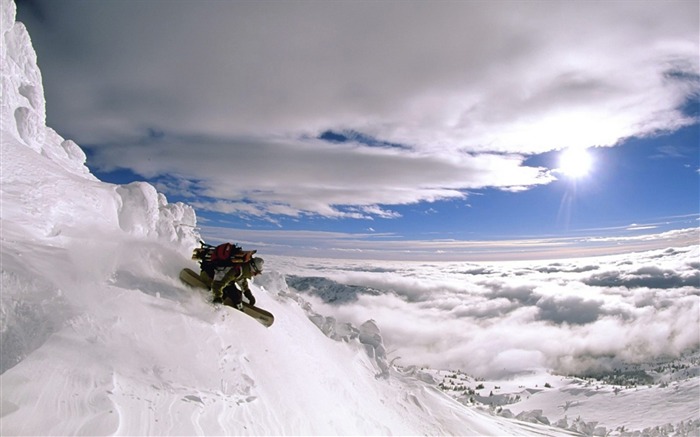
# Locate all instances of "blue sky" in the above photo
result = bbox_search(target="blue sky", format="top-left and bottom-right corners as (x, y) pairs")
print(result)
(16, 0), (699, 260)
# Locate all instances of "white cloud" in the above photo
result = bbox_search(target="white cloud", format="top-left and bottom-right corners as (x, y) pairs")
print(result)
(88, 136), (553, 219)
(49, 1), (696, 150)
(20, 0), (700, 219)
(277, 244), (700, 377)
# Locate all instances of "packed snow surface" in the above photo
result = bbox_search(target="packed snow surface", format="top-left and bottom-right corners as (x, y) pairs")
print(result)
(1, 0), (698, 435)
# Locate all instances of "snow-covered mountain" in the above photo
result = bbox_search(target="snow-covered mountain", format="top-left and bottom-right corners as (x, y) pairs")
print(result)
(1, 0), (698, 435)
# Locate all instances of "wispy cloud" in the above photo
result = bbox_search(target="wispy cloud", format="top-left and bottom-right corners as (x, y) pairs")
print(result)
(650, 144), (689, 159)
(626, 224), (658, 231)
(203, 225), (699, 261)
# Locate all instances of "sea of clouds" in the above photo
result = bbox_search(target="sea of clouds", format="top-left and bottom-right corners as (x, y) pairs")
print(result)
(273, 246), (699, 378)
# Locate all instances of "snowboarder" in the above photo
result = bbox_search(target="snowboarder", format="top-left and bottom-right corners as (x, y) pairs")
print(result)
(199, 253), (264, 309)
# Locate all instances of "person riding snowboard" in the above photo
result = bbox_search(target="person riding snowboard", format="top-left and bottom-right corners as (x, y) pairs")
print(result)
(200, 254), (264, 309)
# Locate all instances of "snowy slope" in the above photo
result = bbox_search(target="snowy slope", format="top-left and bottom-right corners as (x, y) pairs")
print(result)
(0, 1), (578, 435)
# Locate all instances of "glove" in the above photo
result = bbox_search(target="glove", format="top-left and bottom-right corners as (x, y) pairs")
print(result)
(244, 290), (256, 306)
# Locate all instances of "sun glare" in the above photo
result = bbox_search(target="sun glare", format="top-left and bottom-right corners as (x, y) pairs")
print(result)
(558, 147), (593, 179)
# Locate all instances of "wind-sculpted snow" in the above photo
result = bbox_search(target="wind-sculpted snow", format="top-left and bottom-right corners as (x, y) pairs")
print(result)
(1, 0), (198, 248)
(115, 181), (198, 246)
(0, 0), (196, 380)
(1, 0), (91, 179)
(358, 320), (391, 378)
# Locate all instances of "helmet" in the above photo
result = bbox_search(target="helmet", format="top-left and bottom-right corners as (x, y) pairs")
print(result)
(251, 257), (264, 273)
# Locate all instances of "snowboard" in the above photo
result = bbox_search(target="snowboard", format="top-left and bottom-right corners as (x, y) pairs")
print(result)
(179, 268), (274, 327)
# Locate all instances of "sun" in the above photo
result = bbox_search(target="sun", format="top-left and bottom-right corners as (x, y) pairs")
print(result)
(557, 147), (593, 179)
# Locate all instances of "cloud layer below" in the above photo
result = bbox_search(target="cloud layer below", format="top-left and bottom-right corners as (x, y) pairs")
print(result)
(274, 244), (700, 378)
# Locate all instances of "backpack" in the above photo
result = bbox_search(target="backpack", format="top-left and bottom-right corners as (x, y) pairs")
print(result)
(192, 242), (256, 268)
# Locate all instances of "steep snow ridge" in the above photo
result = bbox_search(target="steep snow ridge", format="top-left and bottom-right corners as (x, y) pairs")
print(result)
(1, 0), (196, 243)
(1, 0), (198, 379)
(1, 0), (44, 155)
(1, 0), (89, 178)
(0, 2), (576, 434)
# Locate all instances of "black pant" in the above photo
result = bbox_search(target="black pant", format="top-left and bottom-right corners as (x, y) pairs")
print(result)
(223, 283), (243, 305)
